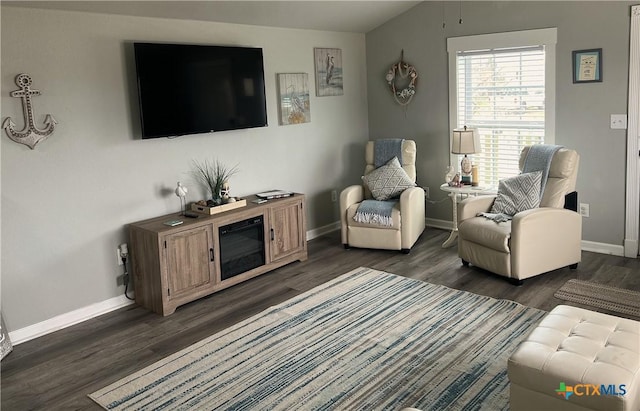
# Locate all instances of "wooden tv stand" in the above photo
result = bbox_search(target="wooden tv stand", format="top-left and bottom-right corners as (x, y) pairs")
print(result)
(128, 193), (307, 315)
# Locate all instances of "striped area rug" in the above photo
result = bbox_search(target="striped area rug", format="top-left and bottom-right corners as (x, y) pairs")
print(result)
(90, 267), (546, 410)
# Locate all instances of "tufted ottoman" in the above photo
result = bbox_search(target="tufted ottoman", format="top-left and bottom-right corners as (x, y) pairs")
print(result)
(508, 305), (640, 411)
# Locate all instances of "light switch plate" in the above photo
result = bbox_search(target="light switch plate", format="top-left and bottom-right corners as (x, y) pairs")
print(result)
(610, 114), (627, 129)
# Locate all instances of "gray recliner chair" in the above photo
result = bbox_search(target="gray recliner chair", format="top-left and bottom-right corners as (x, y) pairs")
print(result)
(457, 146), (581, 284)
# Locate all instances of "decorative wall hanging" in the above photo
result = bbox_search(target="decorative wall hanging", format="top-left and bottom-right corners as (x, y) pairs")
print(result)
(277, 73), (311, 125)
(314, 48), (343, 96)
(572, 48), (602, 83)
(3, 73), (57, 149)
(386, 50), (418, 107)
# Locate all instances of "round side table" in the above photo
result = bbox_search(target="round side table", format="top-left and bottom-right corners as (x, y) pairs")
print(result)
(440, 183), (495, 248)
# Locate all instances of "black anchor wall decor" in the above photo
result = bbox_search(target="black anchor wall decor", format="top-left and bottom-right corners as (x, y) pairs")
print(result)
(3, 73), (57, 150)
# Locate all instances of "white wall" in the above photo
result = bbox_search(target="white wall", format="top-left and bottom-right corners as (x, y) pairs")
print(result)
(1, 7), (369, 332)
(366, 1), (635, 248)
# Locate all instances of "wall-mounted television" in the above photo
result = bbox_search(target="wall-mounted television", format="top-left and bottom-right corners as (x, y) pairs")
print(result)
(133, 42), (268, 139)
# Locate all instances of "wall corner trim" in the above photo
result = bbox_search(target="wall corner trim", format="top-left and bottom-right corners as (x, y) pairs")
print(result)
(624, 239), (639, 258)
(624, 4), (640, 258)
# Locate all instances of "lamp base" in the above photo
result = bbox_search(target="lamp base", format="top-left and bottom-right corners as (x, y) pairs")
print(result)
(460, 154), (472, 174)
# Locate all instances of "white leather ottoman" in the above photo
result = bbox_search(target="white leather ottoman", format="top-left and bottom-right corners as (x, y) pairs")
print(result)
(508, 305), (640, 411)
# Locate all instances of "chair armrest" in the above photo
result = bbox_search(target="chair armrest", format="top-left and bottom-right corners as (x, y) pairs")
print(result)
(400, 186), (426, 249)
(340, 185), (364, 212)
(511, 208), (582, 277)
(512, 207), (581, 233)
(458, 195), (497, 223)
(400, 186), (425, 208)
(340, 185), (364, 244)
(399, 186), (426, 219)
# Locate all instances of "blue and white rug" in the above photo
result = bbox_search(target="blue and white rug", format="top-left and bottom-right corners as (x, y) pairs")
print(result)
(89, 267), (546, 410)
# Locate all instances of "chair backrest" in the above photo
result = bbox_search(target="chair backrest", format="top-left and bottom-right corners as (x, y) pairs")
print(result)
(363, 140), (417, 199)
(519, 146), (579, 208)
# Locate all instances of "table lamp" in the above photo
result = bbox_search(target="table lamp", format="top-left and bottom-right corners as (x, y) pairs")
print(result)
(451, 126), (480, 185)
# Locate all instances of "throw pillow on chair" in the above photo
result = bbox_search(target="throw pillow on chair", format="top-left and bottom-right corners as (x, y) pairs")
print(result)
(361, 157), (416, 201)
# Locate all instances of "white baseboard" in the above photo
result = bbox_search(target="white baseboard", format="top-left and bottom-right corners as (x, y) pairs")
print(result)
(9, 224), (340, 345)
(581, 240), (625, 257)
(9, 222), (628, 345)
(425, 218), (453, 231)
(307, 221), (340, 240)
(624, 239), (639, 258)
(9, 294), (135, 345)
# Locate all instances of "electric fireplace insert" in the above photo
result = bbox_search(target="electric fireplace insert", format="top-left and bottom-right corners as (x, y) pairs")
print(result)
(219, 216), (265, 280)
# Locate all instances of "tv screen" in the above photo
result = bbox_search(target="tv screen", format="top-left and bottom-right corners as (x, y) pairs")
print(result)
(134, 42), (267, 139)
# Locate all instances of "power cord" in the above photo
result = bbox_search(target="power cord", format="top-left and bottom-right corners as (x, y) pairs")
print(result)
(121, 253), (135, 301)
(421, 186), (450, 205)
(426, 197), (449, 205)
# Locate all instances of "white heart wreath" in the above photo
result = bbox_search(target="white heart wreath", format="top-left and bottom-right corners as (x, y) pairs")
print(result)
(386, 60), (418, 106)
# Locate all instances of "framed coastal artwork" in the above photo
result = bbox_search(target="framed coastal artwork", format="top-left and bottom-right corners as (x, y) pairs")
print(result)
(572, 48), (602, 83)
(277, 73), (311, 125)
(314, 48), (343, 96)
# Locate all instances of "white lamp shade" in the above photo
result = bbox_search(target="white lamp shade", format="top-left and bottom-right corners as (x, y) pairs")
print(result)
(451, 127), (480, 155)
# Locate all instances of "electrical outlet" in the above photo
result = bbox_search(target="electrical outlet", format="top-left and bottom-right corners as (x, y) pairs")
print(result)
(610, 114), (627, 129)
(117, 243), (128, 266)
(117, 248), (124, 265)
(331, 190), (337, 202)
(579, 203), (590, 217)
(424, 186), (430, 199)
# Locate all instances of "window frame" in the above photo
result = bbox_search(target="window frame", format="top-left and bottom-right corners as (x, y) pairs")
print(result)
(447, 28), (558, 186)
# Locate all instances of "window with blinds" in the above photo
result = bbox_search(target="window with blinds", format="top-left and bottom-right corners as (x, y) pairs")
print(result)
(447, 29), (557, 188)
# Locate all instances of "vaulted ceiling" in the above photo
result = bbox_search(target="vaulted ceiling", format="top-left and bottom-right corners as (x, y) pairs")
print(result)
(3, 1), (422, 33)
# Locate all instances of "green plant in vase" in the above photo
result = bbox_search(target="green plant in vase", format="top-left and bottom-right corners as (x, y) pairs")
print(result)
(192, 159), (239, 206)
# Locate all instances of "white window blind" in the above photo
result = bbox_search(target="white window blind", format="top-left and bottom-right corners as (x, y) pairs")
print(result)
(447, 29), (557, 189)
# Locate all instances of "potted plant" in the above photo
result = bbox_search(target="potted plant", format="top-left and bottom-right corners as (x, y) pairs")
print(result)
(192, 159), (239, 206)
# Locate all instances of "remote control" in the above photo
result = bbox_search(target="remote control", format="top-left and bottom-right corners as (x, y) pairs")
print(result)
(164, 220), (183, 227)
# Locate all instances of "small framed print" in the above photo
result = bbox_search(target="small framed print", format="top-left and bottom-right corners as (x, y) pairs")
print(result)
(277, 73), (311, 125)
(572, 48), (602, 83)
(314, 48), (343, 96)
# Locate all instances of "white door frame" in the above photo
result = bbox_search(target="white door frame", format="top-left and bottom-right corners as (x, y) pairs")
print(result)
(624, 5), (640, 258)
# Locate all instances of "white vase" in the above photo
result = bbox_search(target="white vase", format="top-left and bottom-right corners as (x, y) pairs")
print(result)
(445, 166), (455, 183)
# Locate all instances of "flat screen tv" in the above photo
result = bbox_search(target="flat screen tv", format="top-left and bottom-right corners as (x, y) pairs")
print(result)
(133, 42), (267, 139)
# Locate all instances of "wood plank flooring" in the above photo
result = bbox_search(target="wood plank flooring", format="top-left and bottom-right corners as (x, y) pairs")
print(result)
(2, 228), (639, 410)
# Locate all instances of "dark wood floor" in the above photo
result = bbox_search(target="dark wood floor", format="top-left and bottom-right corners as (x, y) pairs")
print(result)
(2, 228), (639, 410)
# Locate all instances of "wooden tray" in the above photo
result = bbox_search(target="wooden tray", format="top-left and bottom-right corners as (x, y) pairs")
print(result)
(191, 199), (247, 215)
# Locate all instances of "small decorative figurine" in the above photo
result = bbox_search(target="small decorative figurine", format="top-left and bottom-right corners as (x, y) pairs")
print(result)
(174, 182), (188, 215)
(221, 181), (230, 204)
(449, 173), (462, 187)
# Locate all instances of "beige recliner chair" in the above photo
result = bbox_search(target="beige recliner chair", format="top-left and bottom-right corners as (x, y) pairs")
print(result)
(457, 146), (581, 284)
(340, 140), (425, 253)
